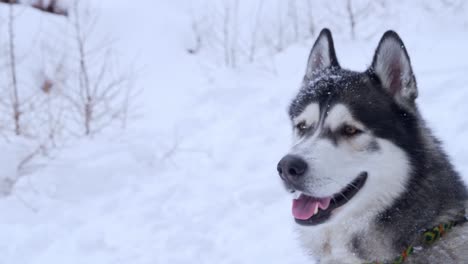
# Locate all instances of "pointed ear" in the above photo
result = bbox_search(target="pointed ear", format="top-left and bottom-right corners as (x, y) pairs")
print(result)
(305, 28), (340, 80)
(371, 31), (417, 104)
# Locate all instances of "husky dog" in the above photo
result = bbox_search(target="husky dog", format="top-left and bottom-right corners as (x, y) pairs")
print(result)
(277, 29), (468, 263)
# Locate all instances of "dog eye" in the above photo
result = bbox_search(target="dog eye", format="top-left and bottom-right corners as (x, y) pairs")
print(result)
(295, 121), (309, 133)
(341, 125), (361, 137)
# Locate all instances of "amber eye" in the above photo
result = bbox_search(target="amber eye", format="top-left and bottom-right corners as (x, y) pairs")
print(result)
(296, 121), (308, 133)
(342, 125), (361, 137)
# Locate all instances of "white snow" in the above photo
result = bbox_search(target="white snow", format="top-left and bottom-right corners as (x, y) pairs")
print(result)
(1, 1), (468, 264)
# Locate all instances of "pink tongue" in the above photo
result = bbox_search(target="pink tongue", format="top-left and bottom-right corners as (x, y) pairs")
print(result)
(292, 195), (331, 220)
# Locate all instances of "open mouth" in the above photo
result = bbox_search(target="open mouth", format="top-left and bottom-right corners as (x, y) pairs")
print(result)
(292, 172), (368, 226)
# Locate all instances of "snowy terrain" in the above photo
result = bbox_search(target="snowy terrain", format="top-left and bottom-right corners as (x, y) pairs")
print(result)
(1, 1), (468, 264)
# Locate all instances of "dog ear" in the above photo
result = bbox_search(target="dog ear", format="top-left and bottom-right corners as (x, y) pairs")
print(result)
(371, 31), (418, 104)
(305, 28), (340, 80)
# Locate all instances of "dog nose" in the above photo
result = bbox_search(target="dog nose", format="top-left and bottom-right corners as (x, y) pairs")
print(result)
(277, 155), (308, 179)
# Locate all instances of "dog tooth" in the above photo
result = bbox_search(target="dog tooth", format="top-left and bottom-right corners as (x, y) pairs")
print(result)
(314, 205), (319, 214)
(293, 191), (301, 199)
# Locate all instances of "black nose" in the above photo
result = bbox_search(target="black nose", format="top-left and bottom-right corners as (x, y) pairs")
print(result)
(277, 155), (308, 179)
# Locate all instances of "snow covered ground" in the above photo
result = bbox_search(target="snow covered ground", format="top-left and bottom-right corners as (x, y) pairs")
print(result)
(1, 1), (468, 263)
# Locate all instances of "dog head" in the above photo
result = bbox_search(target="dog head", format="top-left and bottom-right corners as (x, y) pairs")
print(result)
(278, 29), (420, 226)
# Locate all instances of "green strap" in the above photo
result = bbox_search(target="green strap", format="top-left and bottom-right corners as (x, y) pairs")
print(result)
(364, 211), (467, 264)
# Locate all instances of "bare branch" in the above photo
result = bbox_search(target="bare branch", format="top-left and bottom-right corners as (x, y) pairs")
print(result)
(7, 2), (21, 135)
(1, 0), (68, 16)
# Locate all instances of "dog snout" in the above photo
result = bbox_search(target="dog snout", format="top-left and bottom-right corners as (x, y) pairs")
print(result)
(277, 155), (308, 181)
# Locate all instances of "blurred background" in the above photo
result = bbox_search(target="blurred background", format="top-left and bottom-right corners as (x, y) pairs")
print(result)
(0, 0), (467, 263)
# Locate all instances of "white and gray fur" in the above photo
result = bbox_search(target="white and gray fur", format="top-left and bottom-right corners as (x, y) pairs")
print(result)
(279, 29), (468, 263)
